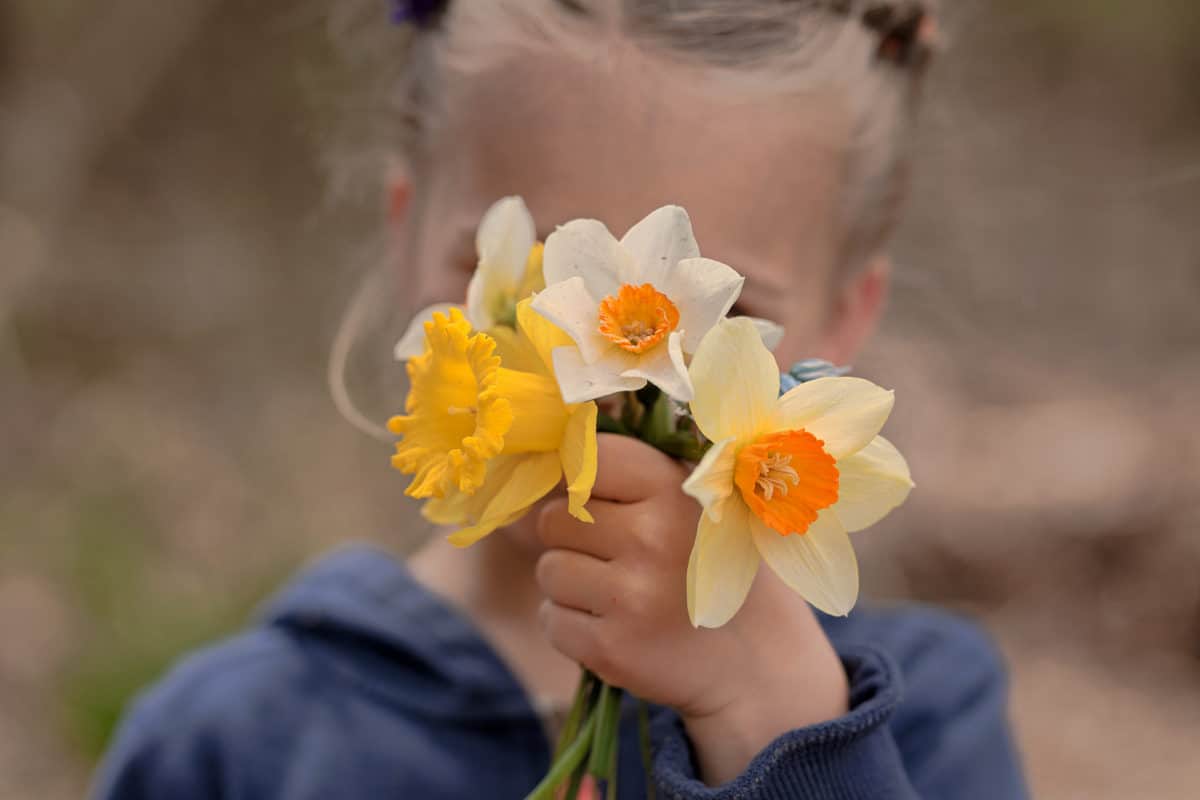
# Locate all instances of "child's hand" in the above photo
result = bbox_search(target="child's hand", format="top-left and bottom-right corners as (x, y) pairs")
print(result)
(535, 434), (849, 785)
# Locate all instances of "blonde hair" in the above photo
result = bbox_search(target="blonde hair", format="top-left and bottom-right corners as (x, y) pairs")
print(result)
(323, 0), (938, 438)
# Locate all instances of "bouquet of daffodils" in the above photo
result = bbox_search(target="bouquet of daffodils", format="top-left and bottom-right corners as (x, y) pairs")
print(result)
(391, 197), (913, 799)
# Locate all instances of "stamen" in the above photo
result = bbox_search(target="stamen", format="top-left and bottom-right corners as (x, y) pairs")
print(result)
(754, 452), (801, 501)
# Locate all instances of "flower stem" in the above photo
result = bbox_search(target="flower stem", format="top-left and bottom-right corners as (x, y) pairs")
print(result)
(523, 712), (598, 800)
(638, 700), (656, 800)
(555, 670), (596, 760)
(587, 684), (623, 779)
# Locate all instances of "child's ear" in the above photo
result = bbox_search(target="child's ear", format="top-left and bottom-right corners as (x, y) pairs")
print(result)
(820, 254), (890, 365)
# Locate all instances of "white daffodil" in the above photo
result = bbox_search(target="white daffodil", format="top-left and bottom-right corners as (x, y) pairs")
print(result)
(394, 195), (543, 360)
(681, 317), (913, 628)
(530, 205), (783, 403)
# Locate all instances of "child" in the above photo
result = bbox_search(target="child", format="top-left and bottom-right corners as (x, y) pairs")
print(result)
(94, 1), (1028, 797)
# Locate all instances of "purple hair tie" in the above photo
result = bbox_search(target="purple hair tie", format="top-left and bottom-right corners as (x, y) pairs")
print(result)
(391, 0), (449, 28)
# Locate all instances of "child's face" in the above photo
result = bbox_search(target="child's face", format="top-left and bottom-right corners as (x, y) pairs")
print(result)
(398, 49), (885, 368)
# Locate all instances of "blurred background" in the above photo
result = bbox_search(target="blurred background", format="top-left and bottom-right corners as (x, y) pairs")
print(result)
(1, 1), (1198, 798)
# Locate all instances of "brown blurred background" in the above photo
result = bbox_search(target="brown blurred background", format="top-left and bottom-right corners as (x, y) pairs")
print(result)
(1, 2), (1198, 798)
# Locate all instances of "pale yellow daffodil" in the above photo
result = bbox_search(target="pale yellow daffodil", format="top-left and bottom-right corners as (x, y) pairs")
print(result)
(681, 318), (913, 627)
(394, 196), (545, 360)
(389, 302), (596, 547)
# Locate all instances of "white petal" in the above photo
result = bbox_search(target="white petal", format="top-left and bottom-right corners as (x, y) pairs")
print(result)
(530, 277), (608, 363)
(737, 316), (785, 351)
(550, 345), (643, 403)
(393, 303), (462, 360)
(542, 219), (627, 301)
(618, 205), (700, 287)
(681, 437), (738, 519)
(832, 436), (913, 532)
(465, 268), (496, 331)
(476, 196), (536, 286)
(687, 499), (761, 628)
(620, 331), (692, 402)
(751, 509), (859, 617)
(663, 257), (744, 353)
(688, 318), (780, 443)
(774, 377), (895, 459)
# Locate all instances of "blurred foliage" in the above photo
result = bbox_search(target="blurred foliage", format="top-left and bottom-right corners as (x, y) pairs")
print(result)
(52, 493), (293, 760)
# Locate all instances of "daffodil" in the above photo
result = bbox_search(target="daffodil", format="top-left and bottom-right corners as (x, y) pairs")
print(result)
(394, 196), (545, 360)
(531, 206), (781, 404)
(389, 303), (597, 547)
(681, 318), (913, 627)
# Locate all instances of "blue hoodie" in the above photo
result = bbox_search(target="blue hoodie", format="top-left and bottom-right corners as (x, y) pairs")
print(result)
(93, 545), (1028, 799)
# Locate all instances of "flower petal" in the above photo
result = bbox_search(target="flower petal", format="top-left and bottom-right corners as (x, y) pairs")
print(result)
(561, 403), (599, 523)
(688, 317), (780, 443)
(515, 298), (574, 374)
(476, 196), (536, 287)
(394, 303), (462, 360)
(550, 345), (644, 404)
(618, 205), (700, 287)
(831, 436), (913, 532)
(687, 499), (761, 628)
(446, 452), (562, 547)
(751, 509), (859, 617)
(773, 377), (895, 459)
(542, 218), (627, 301)
(530, 277), (609, 364)
(619, 331), (693, 402)
(736, 316), (785, 351)
(663, 257), (744, 353)
(681, 437), (738, 520)
(464, 268), (497, 331)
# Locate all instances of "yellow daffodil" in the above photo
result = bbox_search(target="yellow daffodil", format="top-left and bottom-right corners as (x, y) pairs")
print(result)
(681, 318), (913, 627)
(389, 303), (597, 547)
(531, 206), (783, 404)
(394, 196), (545, 360)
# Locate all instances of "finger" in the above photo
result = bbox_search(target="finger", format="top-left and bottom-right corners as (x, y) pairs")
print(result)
(539, 600), (613, 679)
(593, 433), (688, 503)
(536, 496), (627, 559)
(536, 549), (619, 616)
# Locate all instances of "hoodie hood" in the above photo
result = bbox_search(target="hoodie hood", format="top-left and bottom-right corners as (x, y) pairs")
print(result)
(258, 544), (535, 721)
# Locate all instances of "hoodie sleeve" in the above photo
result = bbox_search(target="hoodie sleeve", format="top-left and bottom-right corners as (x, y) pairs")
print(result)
(90, 697), (224, 800)
(651, 615), (1029, 799)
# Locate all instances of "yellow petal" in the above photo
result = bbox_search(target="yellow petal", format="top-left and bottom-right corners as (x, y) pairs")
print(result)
(422, 491), (472, 525)
(751, 508), (859, 617)
(773, 377), (894, 460)
(487, 324), (546, 375)
(492, 368), (570, 453)
(832, 436), (913, 532)
(560, 403), (598, 523)
(688, 318), (779, 443)
(681, 437), (737, 521)
(516, 298), (574, 374)
(446, 452), (562, 547)
(687, 499), (761, 628)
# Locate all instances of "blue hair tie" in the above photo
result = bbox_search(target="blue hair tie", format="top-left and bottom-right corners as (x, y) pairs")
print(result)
(391, 0), (449, 28)
(780, 359), (852, 394)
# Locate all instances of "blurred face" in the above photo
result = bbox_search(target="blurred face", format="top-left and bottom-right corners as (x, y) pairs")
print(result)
(396, 46), (887, 553)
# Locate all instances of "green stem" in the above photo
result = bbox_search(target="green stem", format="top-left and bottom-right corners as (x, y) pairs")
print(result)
(524, 712), (599, 800)
(555, 670), (596, 760)
(588, 685), (623, 779)
(638, 701), (656, 800)
(596, 411), (634, 436)
(606, 719), (620, 800)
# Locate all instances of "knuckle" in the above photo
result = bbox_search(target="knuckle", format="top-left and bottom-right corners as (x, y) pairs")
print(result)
(534, 550), (563, 593)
